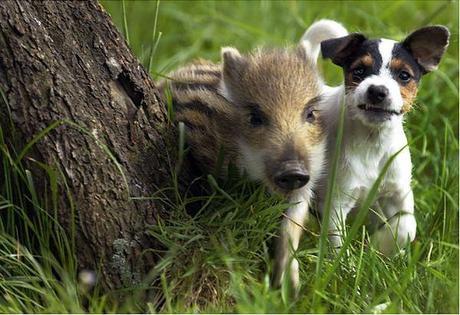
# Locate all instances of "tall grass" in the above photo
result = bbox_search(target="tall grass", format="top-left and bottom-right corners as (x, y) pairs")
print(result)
(0, 0), (457, 313)
(0, 116), (82, 312)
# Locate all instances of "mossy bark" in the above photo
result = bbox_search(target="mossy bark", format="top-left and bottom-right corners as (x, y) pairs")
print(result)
(0, 0), (174, 289)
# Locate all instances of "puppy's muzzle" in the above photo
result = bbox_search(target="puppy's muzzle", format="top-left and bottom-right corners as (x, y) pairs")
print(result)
(274, 161), (310, 191)
(367, 84), (389, 105)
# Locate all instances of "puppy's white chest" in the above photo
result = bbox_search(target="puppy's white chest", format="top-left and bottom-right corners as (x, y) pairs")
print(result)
(338, 133), (411, 203)
(340, 144), (387, 199)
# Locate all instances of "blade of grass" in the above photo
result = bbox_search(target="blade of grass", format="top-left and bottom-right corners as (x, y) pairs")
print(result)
(121, 0), (130, 45)
(315, 94), (346, 276)
(147, 0), (161, 74)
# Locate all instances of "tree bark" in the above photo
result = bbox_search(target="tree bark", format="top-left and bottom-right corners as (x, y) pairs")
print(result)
(0, 0), (174, 289)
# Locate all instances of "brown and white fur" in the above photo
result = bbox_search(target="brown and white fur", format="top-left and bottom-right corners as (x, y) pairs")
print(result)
(159, 46), (326, 290)
(301, 20), (450, 255)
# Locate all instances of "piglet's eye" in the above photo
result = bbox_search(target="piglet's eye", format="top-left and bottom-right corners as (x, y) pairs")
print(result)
(305, 107), (316, 123)
(248, 107), (267, 127)
(249, 112), (263, 126)
(398, 70), (411, 82)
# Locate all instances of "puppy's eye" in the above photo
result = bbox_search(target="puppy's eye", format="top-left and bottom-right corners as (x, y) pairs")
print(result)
(398, 70), (411, 82)
(353, 67), (365, 76)
(305, 107), (316, 123)
(352, 67), (365, 81)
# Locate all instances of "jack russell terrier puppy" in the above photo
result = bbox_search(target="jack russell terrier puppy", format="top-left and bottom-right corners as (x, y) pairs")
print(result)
(301, 20), (450, 255)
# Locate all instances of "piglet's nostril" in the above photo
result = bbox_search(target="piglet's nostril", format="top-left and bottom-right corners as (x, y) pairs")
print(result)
(367, 85), (389, 104)
(274, 162), (310, 191)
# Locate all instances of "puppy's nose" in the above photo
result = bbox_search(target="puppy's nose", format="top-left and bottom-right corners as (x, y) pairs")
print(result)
(274, 161), (310, 191)
(367, 85), (389, 104)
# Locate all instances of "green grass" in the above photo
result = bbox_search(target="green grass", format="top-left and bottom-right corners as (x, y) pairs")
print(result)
(0, 0), (458, 313)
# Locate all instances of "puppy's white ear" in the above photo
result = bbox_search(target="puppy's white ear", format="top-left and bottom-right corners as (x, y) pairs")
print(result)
(402, 26), (450, 73)
(321, 33), (366, 67)
(222, 47), (247, 82)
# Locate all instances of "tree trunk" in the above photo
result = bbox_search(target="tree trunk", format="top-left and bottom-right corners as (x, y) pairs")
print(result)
(0, 0), (174, 289)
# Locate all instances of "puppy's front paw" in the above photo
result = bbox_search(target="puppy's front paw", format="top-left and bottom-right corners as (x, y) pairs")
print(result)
(371, 213), (416, 256)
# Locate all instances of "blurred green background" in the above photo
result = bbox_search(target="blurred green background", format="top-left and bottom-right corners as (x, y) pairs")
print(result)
(101, 0), (458, 84)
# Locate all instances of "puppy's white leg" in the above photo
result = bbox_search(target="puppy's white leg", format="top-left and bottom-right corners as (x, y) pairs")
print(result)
(272, 193), (308, 292)
(372, 213), (416, 255)
(321, 198), (355, 253)
(372, 189), (416, 255)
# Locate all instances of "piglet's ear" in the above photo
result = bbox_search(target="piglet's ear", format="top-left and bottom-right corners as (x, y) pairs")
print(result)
(321, 33), (367, 67)
(402, 26), (450, 73)
(222, 47), (247, 82)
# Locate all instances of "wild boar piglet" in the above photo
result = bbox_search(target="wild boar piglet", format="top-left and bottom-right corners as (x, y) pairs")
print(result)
(160, 46), (326, 290)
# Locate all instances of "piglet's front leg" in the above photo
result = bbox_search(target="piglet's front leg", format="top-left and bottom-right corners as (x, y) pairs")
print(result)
(272, 193), (309, 294)
(371, 189), (416, 255)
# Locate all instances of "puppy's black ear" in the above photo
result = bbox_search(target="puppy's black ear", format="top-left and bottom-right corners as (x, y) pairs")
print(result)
(321, 33), (367, 67)
(402, 26), (450, 73)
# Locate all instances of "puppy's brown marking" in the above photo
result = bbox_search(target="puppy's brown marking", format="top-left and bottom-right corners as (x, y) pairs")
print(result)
(344, 72), (359, 91)
(345, 54), (374, 90)
(390, 58), (415, 77)
(390, 58), (418, 112)
(351, 54), (374, 69)
(399, 81), (418, 113)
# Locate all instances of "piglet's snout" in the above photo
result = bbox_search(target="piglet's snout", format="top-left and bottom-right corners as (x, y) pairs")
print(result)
(274, 161), (310, 191)
(367, 85), (389, 105)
